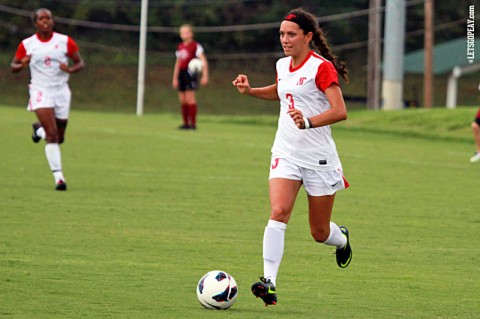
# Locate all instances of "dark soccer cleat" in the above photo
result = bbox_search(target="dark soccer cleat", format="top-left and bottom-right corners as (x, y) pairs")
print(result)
(55, 180), (67, 191)
(336, 225), (352, 268)
(178, 124), (191, 130)
(251, 276), (277, 306)
(32, 122), (41, 143)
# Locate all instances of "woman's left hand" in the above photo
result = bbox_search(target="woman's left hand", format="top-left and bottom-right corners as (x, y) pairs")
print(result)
(59, 63), (70, 73)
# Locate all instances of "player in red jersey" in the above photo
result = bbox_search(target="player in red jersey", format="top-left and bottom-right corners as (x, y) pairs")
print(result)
(172, 24), (209, 130)
(233, 8), (352, 306)
(11, 8), (85, 190)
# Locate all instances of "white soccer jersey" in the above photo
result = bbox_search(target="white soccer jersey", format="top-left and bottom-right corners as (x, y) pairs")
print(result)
(272, 50), (342, 171)
(15, 32), (78, 88)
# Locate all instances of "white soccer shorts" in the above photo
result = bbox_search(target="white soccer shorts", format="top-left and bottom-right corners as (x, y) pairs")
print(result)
(27, 84), (72, 120)
(269, 156), (349, 196)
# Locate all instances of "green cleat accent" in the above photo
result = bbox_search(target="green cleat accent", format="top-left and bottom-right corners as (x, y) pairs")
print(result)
(336, 225), (352, 268)
(251, 276), (277, 306)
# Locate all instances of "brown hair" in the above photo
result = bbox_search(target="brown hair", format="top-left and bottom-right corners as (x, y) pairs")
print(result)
(284, 8), (348, 82)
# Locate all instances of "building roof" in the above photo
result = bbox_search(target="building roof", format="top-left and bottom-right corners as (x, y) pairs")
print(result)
(403, 37), (480, 75)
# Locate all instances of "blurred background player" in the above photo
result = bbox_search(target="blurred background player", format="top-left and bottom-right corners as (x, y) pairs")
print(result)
(172, 24), (209, 130)
(233, 8), (352, 306)
(470, 107), (480, 163)
(11, 8), (85, 191)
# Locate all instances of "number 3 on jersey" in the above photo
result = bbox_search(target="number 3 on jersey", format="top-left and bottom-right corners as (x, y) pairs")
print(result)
(286, 93), (295, 109)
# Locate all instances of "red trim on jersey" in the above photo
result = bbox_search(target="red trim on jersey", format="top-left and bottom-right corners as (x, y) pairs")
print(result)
(289, 50), (314, 72)
(15, 42), (27, 60)
(476, 108), (480, 119)
(67, 37), (79, 57)
(36, 33), (53, 43)
(315, 60), (339, 93)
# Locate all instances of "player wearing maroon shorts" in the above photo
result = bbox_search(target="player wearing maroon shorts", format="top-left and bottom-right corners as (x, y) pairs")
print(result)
(233, 8), (352, 306)
(11, 8), (84, 190)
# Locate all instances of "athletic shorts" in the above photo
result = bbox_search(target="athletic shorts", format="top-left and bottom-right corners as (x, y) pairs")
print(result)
(269, 156), (349, 196)
(177, 69), (198, 92)
(27, 84), (72, 120)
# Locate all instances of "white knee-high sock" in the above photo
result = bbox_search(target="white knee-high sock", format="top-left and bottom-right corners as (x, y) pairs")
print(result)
(324, 222), (347, 248)
(45, 143), (64, 182)
(263, 219), (287, 287)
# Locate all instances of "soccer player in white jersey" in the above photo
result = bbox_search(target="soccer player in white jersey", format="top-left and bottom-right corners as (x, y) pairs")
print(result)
(233, 8), (352, 306)
(11, 8), (85, 191)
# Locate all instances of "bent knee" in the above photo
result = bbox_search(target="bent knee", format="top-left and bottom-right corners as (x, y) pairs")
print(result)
(311, 228), (330, 243)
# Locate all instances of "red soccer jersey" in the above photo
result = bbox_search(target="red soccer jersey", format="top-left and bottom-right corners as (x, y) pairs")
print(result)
(175, 41), (204, 70)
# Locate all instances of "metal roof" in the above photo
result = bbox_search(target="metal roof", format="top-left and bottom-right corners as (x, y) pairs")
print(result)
(403, 37), (480, 74)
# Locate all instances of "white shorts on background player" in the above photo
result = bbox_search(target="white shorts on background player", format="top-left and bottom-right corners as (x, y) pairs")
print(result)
(27, 84), (71, 120)
(269, 156), (348, 196)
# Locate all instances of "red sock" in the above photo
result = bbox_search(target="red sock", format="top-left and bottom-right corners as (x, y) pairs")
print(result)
(181, 103), (189, 126)
(188, 103), (197, 127)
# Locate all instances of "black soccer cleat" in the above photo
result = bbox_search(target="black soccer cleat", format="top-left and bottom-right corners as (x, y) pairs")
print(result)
(336, 225), (352, 268)
(178, 124), (190, 130)
(32, 122), (41, 143)
(55, 179), (67, 191)
(251, 276), (277, 306)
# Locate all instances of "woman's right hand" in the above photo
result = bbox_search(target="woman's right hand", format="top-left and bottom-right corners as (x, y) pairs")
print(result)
(11, 55), (31, 73)
(232, 74), (251, 95)
(20, 55), (31, 66)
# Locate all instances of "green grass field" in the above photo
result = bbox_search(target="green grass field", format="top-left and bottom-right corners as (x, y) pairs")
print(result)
(1, 105), (479, 318)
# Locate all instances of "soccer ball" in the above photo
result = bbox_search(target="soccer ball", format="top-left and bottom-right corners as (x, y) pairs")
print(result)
(196, 270), (238, 310)
(188, 58), (203, 76)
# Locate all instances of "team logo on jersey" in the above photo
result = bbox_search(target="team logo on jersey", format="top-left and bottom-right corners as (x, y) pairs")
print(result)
(296, 77), (307, 85)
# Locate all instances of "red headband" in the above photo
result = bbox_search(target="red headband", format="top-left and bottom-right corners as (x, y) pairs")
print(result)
(283, 12), (314, 33)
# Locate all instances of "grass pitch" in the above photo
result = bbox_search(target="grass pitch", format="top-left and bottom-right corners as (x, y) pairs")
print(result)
(1, 105), (479, 318)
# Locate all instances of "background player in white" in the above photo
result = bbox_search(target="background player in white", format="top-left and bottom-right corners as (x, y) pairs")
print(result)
(11, 8), (85, 191)
(233, 8), (352, 306)
(172, 24), (209, 130)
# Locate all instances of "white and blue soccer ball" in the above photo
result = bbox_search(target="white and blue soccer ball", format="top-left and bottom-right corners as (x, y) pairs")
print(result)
(196, 270), (238, 310)
(188, 58), (203, 76)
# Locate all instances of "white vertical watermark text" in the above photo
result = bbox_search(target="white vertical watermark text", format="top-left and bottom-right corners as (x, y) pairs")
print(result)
(467, 5), (475, 64)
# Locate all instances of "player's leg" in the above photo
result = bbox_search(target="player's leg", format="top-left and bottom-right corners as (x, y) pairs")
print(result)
(307, 195), (351, 268)
(265, 177), (301, 282)
(304, 168), (352, 268)
(177, 91), (189, 129)
(308, 194), (337, 242)
(184, 90), (197, 129)
(252, 177), (301, 306)
(177, 71), (191, 129)
(56, 119), (68, 144)
(470, 120), (480, 163)
(35, 108), (66, 190)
